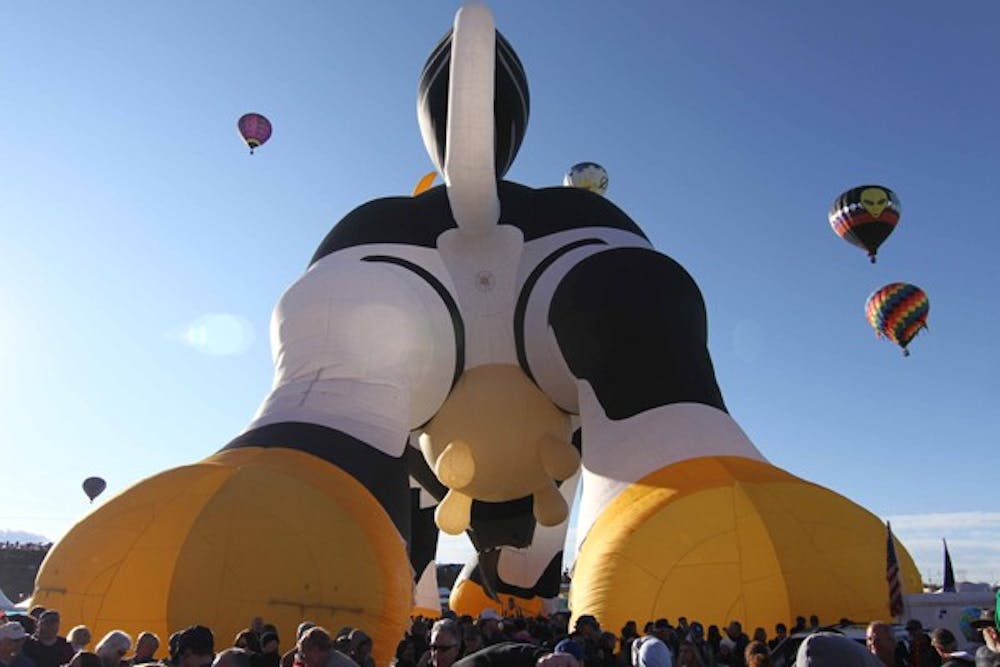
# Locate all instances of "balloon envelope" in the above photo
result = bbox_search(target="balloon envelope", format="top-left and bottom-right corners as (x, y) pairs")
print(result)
(82, 477), (106, 502)
(237, 113), (272, 154)
(865, 282), (929, 354)
(829, 185), (901, 262)
(564, 162), (609, 196)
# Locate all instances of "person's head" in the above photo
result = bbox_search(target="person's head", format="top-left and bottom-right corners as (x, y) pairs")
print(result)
(259, 633), (279, 655)
(212, 648), (252, 667)
(809, 616), (819, 628)
(773, 623), (786, 638)
(930, 628), (957, 656)
(904, 619), (923, 640)
(689, 622), (704, 643)
(347, 630), (371, 663)
(632, 636), (671, 667)
(250, 619), (264, 636)
(752, 628), (766, 643)
(745, 640), (770, 667)
(68, 652), (102, 667)
(476, 610), (501, 638)
(706, 625), (721, 643)
(621, 621), (638, 640)
(462, 625), (482, 655)
(27, 606), (46, 620)
(233, 631), (260, 653)
(652, 619), (672, 643)
(865, 622), (895, 665)
(795, 616), (806, 628)
(429, 619), (461, 667)
(726, 621), (742, 640)
(552, 639), (584, 667)
(797, 632), (882, 667)
(0, 621), (28, 661)
(134, 632), (160, 661)
(678, 641), (703, 667)
(174, 626), (214, 667)
(95, 630), (133, 667)
(574, 615), (599, 641)
(36, 610), (61, 641)
(296, 624), (316, 643)
(297, 627), (331, 667)
(69, 626), (93, 649)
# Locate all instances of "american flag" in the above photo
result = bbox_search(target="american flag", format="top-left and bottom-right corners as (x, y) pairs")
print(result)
(886, 521), (904, 618)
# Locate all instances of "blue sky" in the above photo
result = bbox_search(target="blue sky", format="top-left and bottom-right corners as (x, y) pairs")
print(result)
(1, 2), (998, 586)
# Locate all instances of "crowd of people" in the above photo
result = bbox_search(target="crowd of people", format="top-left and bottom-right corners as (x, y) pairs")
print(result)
(1, 602), (997, 667)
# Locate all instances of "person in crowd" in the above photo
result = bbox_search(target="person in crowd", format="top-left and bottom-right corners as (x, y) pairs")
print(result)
(632, 635), (672, 667)
(721, 622), (748, 667)
(250, 622), (265, 640)
(129, 632), (159, 666)
(790, 618), (806, 635)
(743, 642), (768, 667)
(68, 627), (93, 655)
(905, 620), (941, 667)
(214, 650), (252, 667)
(797, 632), (882, 667)
(346, 631), (372, 667)
(865, 622), (905, 667)
(451, 636), (580, 667)
(172, 627), (214, 667)
(255, 633), (281, 667)
(234, 633), (261, 655)
(281, 624), (316, 667)
(94, 631), (132, 667)
(651, 620), (677, 659)
(971, 608), (1000, 667)
(677, 641), (704, 667)
(474, 613), (502, 649)
(391, 638), (416, 667)
(22, 610), (73, 667)
(460, 627), (483, 659)
(808, 617), (820, 630)
(930, 628), (975, 667)
(766, 625), (785, 653)
(68, 652), (101, 667)
(0, 622), (35, 667)
(295, 627), (356, 667)
(685, 623), (710, 667)
(418, 619), (462, 667)
(750, 629), (766, 646)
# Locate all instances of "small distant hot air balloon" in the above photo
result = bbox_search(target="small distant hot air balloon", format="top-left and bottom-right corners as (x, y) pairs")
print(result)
(237, 113), (272, 155)
(865, 282), (929, 356)
(829, 185), (901, 263)
(564, 162), (609, 196)
(82, 477), (107, 503)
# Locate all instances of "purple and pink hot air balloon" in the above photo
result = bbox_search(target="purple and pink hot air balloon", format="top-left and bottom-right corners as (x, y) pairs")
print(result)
(237, 112), (272, 154)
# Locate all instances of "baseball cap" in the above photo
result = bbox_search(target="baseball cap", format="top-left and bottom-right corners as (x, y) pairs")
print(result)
(554, 639), (584, 662)
(0, 622), (28, 641)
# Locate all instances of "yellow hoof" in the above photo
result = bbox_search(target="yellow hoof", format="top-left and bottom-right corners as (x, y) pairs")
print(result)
(34, 448), (411, 667)
(570, 456), (921, 634)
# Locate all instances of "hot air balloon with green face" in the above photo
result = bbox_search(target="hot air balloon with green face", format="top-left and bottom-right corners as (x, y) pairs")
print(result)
(865, 282), (929, 356)
(829, 185), (901, 262)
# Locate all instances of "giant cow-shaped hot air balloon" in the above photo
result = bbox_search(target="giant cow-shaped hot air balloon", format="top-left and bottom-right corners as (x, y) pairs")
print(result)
(35, 6), (921, 662)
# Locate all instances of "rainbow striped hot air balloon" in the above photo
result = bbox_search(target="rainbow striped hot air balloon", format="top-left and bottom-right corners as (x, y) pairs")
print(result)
(237, 112), (272, 155)
(865, 282), (929, 356)
(829, 185), (901, 263)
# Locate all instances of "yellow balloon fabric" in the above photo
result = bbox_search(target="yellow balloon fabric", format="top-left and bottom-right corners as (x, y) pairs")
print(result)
(449, 577), (546, 619)
(34, 448), (411, 667)
(570, 456), (921, 634)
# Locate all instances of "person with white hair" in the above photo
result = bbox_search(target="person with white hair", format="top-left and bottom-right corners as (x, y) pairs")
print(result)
(67, 627), (92, 654)
(94, 631), (132, 667)
(631, 635), (672, 667)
